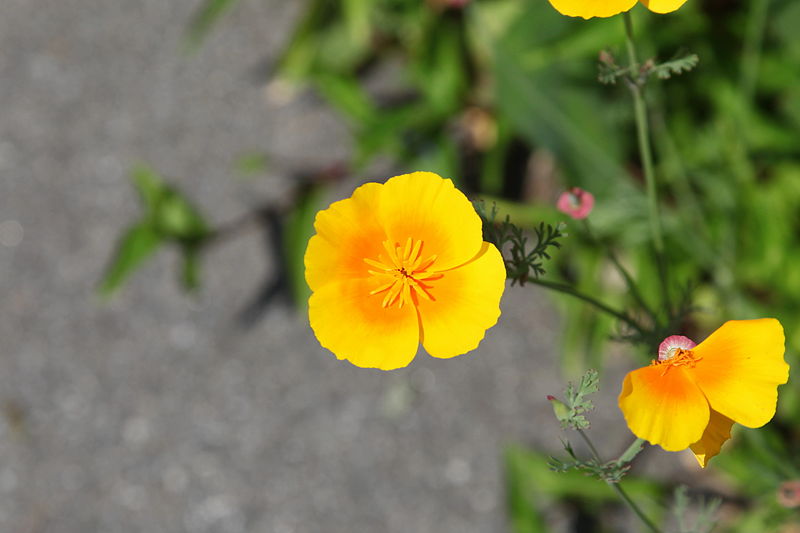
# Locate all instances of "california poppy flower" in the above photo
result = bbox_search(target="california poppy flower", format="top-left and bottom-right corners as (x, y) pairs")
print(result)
(548, 0), (688, 20)
(619, 319), (789, 467)
(304, 171), (506, 370)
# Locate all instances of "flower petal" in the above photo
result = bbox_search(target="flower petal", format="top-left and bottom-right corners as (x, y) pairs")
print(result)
(308, 278), (419, 370)
(305, 182), (387, 292)
(692, 319), (789, 428)
(618, 364), (709, 451)
(689, 409), (735, 468)
(638, 0), (689, 14)
(547, 0), (637, 19)
(377, 172), (483, 271)
(416, 242), (505, 359)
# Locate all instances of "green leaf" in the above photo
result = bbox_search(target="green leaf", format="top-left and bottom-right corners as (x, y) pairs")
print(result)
(128, 164), (209, 241)
(505, 446), (549, 533)
(184, 0), (240, 50)
(313, 73), (375, 124)
(652, 53), (699, 80)
(154, 190), (209, 241)
(130, 164), (166, 213)
(283, 184), (326, 307)
(342, 0), (371, 48)
(181, 245), (202, 291)
(414, 16), (468, 114)
(506, 444), (665, 530)
(563, 368), (598, 430)
(99, 223), (163, 296)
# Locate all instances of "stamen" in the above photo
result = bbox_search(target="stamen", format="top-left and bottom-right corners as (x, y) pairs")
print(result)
(413, 272), (443, 282)
(652, 348), (703, 375)
(403, 237), (413, 261)
(369, 280), (396, 295)
(364, 258), (393, 271)
(409, 277), (435, 301)
(365, 238), (442, 309)
(415, 255), (437, 272)
(401, 280), (412, 308)
(383, 240), (401, 269)
(410, 239), (423, 263)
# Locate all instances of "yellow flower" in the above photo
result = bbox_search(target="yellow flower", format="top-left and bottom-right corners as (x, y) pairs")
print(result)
(618, 319), (789, 467)
(304, 171), (506, 370)
(548, 0), (688, 19)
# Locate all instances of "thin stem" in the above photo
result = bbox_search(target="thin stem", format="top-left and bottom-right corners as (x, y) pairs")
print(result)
(616, 437), (646, 466)
(579, 430), (661, 533)
(623, 12), (663, 254)
(577, 428), (603, 462)
(529, 278), (645, 335)
(623, 13), (639, 75)
(623, 11), (670, 315)
(581, 220), (656, 322)
(613, 482), (661, 533)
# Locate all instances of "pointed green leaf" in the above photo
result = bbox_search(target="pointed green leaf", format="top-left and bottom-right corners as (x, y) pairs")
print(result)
(130, 164), (166, 213)
(155, 190), (209, 241)
(99, 223), (163, 296)
(284, 184), (326, 308)
(185, 0), (240, 50)
(314, 73), (375, 124)
(505, 446), (548, 533)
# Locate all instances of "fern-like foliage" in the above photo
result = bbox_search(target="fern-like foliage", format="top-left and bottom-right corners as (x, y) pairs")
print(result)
(549, 440), (634, 484)
(652, 53), (700, 80)
(564, 369), (599, 430)
(596, 49), (699, 85)
(474, 201), (565, 286)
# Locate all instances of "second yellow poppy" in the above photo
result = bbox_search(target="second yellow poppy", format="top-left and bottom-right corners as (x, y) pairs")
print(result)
(548, 0), (688, 20)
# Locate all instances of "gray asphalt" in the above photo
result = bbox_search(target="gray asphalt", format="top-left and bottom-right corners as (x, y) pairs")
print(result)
(0, 1), (657, 532)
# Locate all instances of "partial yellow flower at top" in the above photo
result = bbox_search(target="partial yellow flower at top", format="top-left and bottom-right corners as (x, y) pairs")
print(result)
(619, 319), (789, 467)
(304, 171), (506, 370)
(548, 0), (688, 19)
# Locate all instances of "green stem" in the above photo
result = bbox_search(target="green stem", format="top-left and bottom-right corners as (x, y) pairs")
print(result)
(577, 428), (603, 462)
(616, 437), (646, 466)
(581, 221), (656, 323)
(623, 13), (639, 75)
(530, 278), (645, 335)
(740, 0), (771, 105)
(578, 430), (661, 533)
(613, 482), (661, 533)
(623, 12), (663, 255)
(623, 11), (671, 315)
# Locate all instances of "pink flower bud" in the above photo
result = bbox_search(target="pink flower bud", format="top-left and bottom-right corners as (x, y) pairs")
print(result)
(657, 335), (697, 362)
(556, 187), (594, 220)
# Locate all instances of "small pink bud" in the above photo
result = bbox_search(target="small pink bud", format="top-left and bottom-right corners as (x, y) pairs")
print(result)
(657, 335), (697, 362)
(556, 187), (594, 220)
(599, 50), (614, 65)
(546, 395), (570, 423)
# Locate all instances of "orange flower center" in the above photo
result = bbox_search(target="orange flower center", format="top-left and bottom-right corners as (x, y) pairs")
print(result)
(364, 237), (443, 309)
(652, 348), (703, 375)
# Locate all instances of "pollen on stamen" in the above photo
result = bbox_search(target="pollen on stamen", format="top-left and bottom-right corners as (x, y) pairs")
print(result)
(364, 237), (441, 309)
